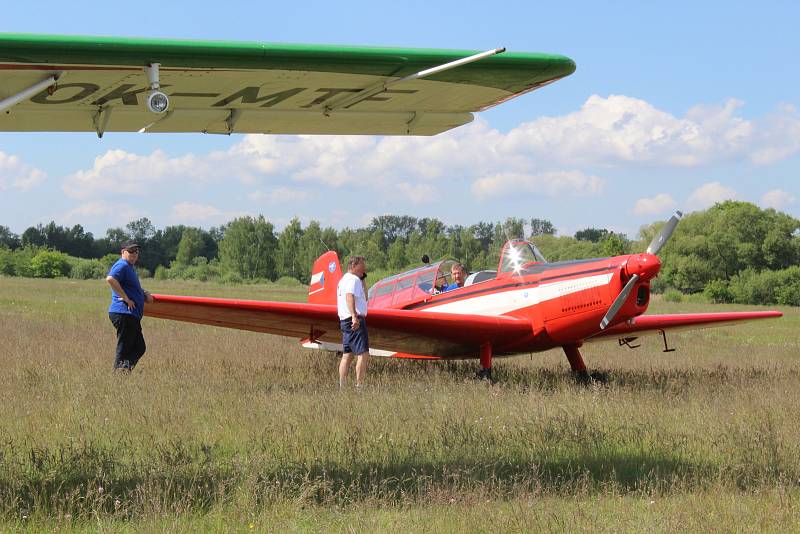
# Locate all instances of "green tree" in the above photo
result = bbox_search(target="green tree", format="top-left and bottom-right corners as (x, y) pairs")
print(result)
(0, 226), (19, 249)
(219, 216), (277, 280)
(502, 217), (526, 240)
(368, 215), (418, 242)
(30, 250), (71, 278)
(126, 218), (156, 244)
(530, 218), (556, 237)
(533, 234), (605, 262)
(659, 201), (800, 292)
(575, 227), (610, 242)
(21, 224), (47, 247)
(296, 221), (330, 282)
(276, 218), (304, 279)
(104, 227), (131, 250)
(601, 232), (629, 256)
(175, 228), (205, 266)
(387, 239), (407, 270)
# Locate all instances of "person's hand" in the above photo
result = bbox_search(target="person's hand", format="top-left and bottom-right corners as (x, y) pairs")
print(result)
(351, 315), (360, 330)
(144, 292), (154, 304)
(123, 297), (136, 310)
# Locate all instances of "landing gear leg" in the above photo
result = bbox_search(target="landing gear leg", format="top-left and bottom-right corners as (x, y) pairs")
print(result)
(477, 342), (493, 381)
(563, 344), (606, 384)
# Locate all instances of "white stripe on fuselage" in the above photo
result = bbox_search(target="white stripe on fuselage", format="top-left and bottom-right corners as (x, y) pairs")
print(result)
(421, 272), (613, 316)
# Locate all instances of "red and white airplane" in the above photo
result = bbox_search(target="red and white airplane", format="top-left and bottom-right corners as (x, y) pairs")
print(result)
(147, 213), (782, 381)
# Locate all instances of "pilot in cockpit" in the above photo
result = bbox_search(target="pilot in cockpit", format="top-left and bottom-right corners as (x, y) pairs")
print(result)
(442, 262), (467, 292)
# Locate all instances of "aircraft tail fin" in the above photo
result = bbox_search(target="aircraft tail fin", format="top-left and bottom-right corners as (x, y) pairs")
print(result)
(308, 251), (342, 305)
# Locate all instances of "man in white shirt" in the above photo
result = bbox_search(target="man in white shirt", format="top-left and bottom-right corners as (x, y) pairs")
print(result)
(337, 255), (370, 388)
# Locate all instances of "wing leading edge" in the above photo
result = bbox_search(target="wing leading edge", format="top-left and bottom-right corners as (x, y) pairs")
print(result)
(146, 294), (533, 358)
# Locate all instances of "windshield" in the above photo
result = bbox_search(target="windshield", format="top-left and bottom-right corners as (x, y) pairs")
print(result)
(498, 240), (547, 276)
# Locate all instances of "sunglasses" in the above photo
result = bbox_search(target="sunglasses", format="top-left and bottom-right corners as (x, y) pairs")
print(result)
(126, 249), (140, 254)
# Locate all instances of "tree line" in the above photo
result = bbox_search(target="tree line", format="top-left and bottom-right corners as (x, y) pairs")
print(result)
(1, 201), (798, 305)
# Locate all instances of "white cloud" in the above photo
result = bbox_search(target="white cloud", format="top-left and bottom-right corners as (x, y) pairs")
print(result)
(395, 182), (438, 204)
(501, 95), (763, 167)
(633, 193), (677, 215)
(760, 189), (796, 210)
(170, 202), (249, 225)
(687, 182), (739, 210)
(471, 170), (604, 199)
(248, 187), (311, 204)
(749, 103), (800, 164)
(0, 151), (46, 191)
(62, 148), (239, 200)
(60, 201), (139, 224)
(58, 96), (800, 209)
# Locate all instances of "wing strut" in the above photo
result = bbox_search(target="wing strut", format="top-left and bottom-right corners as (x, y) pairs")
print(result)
(0, 72), (63, 113)
(323, 47), (506, 114)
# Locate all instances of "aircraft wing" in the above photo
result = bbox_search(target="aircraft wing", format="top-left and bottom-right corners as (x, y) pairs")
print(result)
(146, 294), (533, 357)
(0, 33), (575, 136)
(586, 311), (783, 342)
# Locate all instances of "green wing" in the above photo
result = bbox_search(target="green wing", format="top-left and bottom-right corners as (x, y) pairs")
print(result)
(0, 34), (575, 136)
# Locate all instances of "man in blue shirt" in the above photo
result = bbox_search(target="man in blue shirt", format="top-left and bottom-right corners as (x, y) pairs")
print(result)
(106, 241), (154, 371)
(443, 262), (467, 292)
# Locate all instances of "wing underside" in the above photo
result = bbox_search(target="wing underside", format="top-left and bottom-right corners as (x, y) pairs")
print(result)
(0, 34), (576, 135)
(146, 294), (533, 358)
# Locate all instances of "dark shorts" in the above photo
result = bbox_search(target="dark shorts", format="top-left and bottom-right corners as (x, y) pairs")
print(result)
(340, 316), (369, 355)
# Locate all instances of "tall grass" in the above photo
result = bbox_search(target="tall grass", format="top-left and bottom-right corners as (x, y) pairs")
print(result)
(1, 276), (798, 529)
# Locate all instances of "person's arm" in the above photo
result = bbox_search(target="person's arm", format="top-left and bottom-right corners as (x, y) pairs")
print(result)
(346, 292), (360, 330)
(106, 275), (136, 310)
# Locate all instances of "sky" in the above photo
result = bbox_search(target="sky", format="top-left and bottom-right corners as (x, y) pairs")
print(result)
(1, 1), (798, 240)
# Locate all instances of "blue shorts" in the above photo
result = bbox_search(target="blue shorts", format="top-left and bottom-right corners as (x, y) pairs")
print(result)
(340, 316), (369, 355)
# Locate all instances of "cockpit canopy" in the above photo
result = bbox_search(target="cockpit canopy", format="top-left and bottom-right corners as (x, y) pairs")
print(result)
(367, 240), (547, 308)
(498, 240), (547, 276)
(368, 259), (459, 308)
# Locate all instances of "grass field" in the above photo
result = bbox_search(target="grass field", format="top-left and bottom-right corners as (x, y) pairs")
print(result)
(1, 276), (799, 532)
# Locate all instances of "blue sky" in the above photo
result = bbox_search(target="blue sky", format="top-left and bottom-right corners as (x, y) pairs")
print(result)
(1, 1), (798, 239)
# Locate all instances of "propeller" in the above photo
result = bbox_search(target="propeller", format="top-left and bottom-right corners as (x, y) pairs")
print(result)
(646, 211), (683, 255)
(600, 211), (683, 330)
(600, 274), (639, 329)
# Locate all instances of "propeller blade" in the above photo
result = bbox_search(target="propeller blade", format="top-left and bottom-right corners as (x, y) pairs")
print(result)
(600, 274), (639, 329)
(646, 211), (683, 255)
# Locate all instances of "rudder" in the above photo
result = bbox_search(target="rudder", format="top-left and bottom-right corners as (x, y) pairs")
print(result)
(308, 251), (342, 305)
